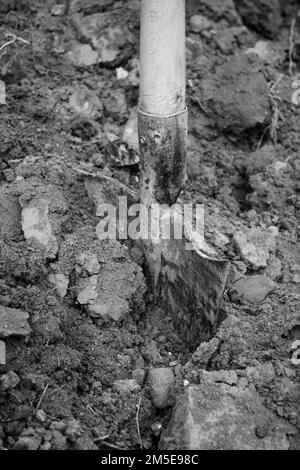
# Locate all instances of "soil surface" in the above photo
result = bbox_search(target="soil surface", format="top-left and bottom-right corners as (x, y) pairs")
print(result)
(0, 0), (299, 450)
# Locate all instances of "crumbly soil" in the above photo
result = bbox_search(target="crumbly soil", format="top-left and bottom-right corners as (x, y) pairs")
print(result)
(0, 0), (299, 450)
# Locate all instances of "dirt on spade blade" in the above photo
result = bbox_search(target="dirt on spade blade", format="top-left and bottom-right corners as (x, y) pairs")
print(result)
(0, 0), (299, 450)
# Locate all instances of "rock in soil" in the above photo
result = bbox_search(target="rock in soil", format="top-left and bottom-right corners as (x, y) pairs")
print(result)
(113, 379), (141, 394)
(65, 419), (83, 442)
(47, 273), (69, 298)
(197, 54), (271, 134)
(56, 229), (146, 321)
(12, 435), (42, 451)
(233, 226), (278, 269)
(230, 275), (276, 304)
(67, 43), (99, 67)
(71, 11), (135, 66)
(148, 368), (175, 409)
(234, 0), (282, 39)
(132, 368), (146, 386)
(0, 371), (20, 391)
(264, 256), (283, 281)
(160, 382), (292, 450)
(189, 14), (213, 34)
(20, 181), (68, 260)
(0, 305), (31, 339)
(69, 86), (103, 119)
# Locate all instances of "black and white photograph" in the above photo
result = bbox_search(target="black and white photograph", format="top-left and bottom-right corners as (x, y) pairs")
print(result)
(0, 0), (299, 454)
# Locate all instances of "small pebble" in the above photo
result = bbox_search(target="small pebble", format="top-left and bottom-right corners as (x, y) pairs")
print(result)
(36, 409), (47, 423)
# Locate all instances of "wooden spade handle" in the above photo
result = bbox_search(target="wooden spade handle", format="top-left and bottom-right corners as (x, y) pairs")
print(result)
(138, 0), (187, 206)
(139, 0), (186, 115)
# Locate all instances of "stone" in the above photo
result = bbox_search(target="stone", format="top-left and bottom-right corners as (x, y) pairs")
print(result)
(50, 421), (67, 432)
(72, 13), (135, 65)
(67, 43), (99, 67)
(13, 436), (41, 450)
(234, 0), (282, 39)
(233, 227), (278, 269)
(264, 256), (282, 281)
(122, 108), (139, 153)
(160, 383), (291, 450)
(197, 54), (271, 134)
(189, 15), (212, 34)
(58, 231), (146, 321)
(75, 251), (100, 275)
(0, 305), (31, 339)
(69, 86), (103, 119)
(76, 275), (135, 322)
(51, 4), (66, 16)
(77, 275), (98, 305)
(113, 379), (141, 394)
(116, 67), (129, 80)
(65, 419), (83, 442)
(117, 354), (131, 368)
(103, 88), (128, 123)
(41, 442), (52, 451)
(103, 122), (120, 143)
(0, 340), (5, 365)
(51, 430), (67, 450)
(148, 368), (175, 409)
(21, 186), (68, 259)
(293, 274), (300, 284)
(231, 275), (276, 304)
(142, 341), (163, 365)
(36, 409), (47, 423)
(0, 371), (20, 391)
(246, 41), (275, 63)
(47, 273), (69, 297)
(76, 264), (145, 322)
(132, 368), (146, 386)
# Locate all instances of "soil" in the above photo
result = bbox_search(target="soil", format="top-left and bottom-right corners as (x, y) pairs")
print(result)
(0, 0), (299, 450)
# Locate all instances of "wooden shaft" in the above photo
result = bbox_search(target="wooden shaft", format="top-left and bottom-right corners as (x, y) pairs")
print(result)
(139, 0), (186, 115)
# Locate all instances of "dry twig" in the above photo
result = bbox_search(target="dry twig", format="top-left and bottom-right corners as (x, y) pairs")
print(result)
(257, 78), (283, 149)
(136, 396), (143, 449)
(75, 167), (138, 201)
(94, 434), (110, 442)
(0, 33), (29, 55)
(288, 19), (297, 76)
(98, 441), (124, 450)
(36, 383), (49, 411)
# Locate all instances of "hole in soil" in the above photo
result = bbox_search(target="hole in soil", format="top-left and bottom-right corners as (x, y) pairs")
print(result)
(231, 174), (253, 211)
(289, 325), (300, 340)
(70, 118), (98, 140)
